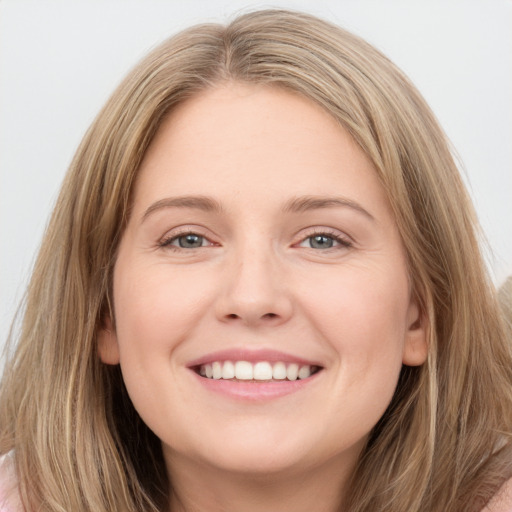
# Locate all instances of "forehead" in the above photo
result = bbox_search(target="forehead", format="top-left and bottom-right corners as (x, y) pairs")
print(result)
(133, 82), (390, 216)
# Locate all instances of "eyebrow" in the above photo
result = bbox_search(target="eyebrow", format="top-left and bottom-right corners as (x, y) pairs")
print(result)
(141, 195), (223, 223)
(141, 194), (374, 223)
(282, 195), (375, 220)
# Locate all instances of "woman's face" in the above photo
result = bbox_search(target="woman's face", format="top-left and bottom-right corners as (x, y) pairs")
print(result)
(99, 83), (427, 479)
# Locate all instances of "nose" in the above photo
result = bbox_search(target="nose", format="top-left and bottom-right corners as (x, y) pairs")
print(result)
(214, 246), (293, 327)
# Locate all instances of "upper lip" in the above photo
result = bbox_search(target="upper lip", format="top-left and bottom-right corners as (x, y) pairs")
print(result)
(187, 348), (323, 368)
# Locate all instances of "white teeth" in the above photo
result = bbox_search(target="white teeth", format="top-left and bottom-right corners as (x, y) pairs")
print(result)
(198, 361), (318, 381)
(254, 362), (273, 380)
(272, 362), (287, 380)
(298, 365), (311, 380)
(222, 360), (235, 379)
(212, 361), (222, 380)
(235, 361), (253, 380)
(286, 363), (299, 381)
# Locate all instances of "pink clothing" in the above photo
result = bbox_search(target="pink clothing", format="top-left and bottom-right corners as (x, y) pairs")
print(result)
(485, 476), (512, 512)
(0, 453), (21, 512)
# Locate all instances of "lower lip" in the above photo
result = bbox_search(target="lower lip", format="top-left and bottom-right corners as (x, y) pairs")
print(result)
(191, 370), (322, 401)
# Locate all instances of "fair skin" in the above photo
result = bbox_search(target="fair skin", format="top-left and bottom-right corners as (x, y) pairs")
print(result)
(99, 83), (428, 512)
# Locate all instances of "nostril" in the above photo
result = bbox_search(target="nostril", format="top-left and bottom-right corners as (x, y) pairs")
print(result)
(262, 313), (277, 319)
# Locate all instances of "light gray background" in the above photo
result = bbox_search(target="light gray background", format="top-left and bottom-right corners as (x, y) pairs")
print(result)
(1, 0), (511, 348)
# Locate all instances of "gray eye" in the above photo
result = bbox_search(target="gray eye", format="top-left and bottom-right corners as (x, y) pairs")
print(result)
(176, 234), (204, 248)
(309, 235), (334, 249)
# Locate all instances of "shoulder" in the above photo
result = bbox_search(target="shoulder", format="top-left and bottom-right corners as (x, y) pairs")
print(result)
(0, 452), (22, 512)
(483, 476), (512, 512)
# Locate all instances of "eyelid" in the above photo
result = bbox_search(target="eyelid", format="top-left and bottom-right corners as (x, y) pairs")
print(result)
(156, 225), (354, 250)
(158, 225), (218, 248)
(294, 227), (354, 249)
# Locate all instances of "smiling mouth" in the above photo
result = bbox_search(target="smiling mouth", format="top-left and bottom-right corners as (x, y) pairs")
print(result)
(194, 361), (322, 382)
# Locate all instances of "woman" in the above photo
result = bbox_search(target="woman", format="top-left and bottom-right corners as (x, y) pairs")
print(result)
(1, 9), (511, 512)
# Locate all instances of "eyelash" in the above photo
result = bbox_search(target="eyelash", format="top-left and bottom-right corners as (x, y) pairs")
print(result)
(159, 230), (213, 250)
(298, 229), (353, 250)
(158, 229), (353, 251)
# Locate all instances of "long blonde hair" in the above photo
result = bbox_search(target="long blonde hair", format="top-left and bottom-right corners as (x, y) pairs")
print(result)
(1, 9), (511, 511)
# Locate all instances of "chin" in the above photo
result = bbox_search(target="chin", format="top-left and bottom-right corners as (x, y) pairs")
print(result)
(184, 427), (313, 476)
(200, 447), (306, 477)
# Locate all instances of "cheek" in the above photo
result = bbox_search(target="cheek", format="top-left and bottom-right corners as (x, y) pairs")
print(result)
(111, 260), (220, 436)
(112, 259), (217, 362)
(305, 258), (409, 324)
(283, 266), (410, 458)
(300, 264), (409, 385)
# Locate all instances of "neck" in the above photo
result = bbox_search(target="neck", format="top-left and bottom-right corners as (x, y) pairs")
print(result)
(165, 451), (356, 512)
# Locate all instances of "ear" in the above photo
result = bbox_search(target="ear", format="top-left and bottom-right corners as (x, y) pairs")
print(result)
(97, 315), (120, 365)
(402, 297), (428, 366)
